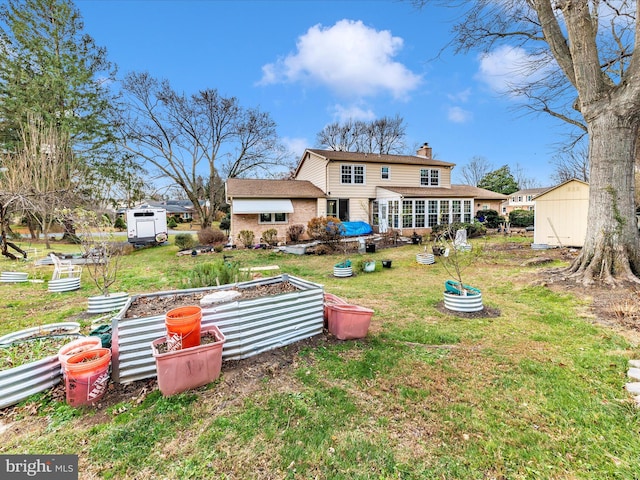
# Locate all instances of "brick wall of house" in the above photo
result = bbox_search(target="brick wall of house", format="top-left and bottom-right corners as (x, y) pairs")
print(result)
(230, 199), (319, 246)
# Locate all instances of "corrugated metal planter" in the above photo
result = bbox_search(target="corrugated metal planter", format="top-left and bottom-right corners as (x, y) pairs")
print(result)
(443, 291), (483, 313)
(0, 322), (81, 347)
(416, 253), (435, 265)
(48, 277), (81, 292)
(1, 271), (28, 283)
(0, 324), (82, 409)
(0, 354), (65, 409)
(87, 292), (129, 314)
(111, 274), (324, 384)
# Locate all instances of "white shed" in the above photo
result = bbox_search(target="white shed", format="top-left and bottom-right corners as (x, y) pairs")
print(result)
(533, 179), (589, 247)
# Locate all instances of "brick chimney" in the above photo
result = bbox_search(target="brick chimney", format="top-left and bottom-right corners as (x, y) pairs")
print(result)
(416, 142), (432, 159)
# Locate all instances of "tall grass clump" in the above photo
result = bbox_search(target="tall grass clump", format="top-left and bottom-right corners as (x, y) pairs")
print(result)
(183, 258), (251, 287)
(175, 233), (196, 250)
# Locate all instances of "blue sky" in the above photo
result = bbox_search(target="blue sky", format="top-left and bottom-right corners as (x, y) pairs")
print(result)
(76, 0), (573, 187)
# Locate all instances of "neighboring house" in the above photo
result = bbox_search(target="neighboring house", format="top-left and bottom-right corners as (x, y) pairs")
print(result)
(225, 143), (508, 244)
(117, 201), (196, 224)
(225, 178), (326, 243)
(501, 188), (549, 215)
(533, 179), (589, 247)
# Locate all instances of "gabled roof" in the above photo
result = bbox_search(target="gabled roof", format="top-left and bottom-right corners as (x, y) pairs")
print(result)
(226, 178), (326, 199)
(295, 149), (455, 176)
(534, 178), (589, 199)
(379, 184), (508, 200)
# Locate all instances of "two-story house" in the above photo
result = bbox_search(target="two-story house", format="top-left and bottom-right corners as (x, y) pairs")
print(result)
(225, 143), (507, 243)
(500, 188), (549, 215)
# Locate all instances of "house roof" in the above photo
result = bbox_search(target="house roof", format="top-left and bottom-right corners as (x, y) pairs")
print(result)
(226, 178), (326, 199)
(379, 184), (508, 200)
(296, 149), (455, 176)
(136, 202), (193, 214)
(509, 187), (551, 197)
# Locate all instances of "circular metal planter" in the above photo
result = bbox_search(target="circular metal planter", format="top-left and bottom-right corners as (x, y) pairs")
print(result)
(333, 266), (353, 277)
(48, 277), (81, 292)
(416, 253), (435, 265)
(87, 292), (129, 314)
(443, 291), (483, 312)
(0, 322), (81, 347)
(0, 271), (28, 283)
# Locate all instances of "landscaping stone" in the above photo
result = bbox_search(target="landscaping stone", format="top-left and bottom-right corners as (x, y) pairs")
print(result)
(628, 359), (640, 368)
(627, 368), (640, 381)
(624, 382), (640, 395)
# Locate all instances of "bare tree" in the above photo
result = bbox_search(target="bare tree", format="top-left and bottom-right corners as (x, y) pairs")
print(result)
(458, 156), (493, 186)
(317, 116), (406, 154)
(115, 72), (294, 228)
(551, 143), (590, 184)
(0, 114), (80, 256)
(315, 120), (359, 151)
(512, 163), (541, 189)
(411, 0), (640, 286)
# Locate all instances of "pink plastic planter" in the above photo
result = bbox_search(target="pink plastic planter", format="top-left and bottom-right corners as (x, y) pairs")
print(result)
(327, 304), (374, 340)
(151, 326), (225, 396)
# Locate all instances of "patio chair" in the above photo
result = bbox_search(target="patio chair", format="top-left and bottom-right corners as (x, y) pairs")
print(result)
(50, 253), (82, 280)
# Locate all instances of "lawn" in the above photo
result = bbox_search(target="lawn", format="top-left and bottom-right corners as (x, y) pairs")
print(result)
(1, 235), (639, 479)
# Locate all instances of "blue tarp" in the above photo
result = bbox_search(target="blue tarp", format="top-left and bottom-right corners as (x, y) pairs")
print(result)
(341, 221), (373, 236)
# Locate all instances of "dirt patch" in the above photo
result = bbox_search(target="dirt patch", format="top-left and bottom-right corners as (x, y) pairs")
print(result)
(124, 281), (300, 318)
(434, 302), (501, 319)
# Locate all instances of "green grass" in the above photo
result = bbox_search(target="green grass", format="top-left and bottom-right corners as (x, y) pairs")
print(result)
(1, 236), (640, 478)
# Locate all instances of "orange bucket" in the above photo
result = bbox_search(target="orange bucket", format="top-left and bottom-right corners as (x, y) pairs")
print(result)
(64, 348), (112, 407)
(165, 305), (202, 350)
(58, 336), (103, 374)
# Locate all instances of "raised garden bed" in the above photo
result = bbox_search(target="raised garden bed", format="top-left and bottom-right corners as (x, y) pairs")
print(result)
(111, 274), (324, 384)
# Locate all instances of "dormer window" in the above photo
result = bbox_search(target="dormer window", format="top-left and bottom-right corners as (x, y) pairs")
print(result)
(420, 168), (439, 186)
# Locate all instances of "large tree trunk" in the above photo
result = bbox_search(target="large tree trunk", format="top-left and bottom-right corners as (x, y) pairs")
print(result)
(566, 111), (640, 285)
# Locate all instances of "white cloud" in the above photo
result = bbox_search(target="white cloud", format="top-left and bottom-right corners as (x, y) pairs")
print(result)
(475, 45), (532, 94)
(330, 103), (376, 123)
(282, 136), (308, 158)
(259, 19), (422, 99)
(447, 106), (472, 123)
(447, 88), (472, 103)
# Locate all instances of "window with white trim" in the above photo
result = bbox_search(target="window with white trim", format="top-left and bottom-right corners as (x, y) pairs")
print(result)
(259, 213), (287, 224)
(381, 166), (390, 179)
(420, 168), (439, 186)
(341, 164), (365, 184)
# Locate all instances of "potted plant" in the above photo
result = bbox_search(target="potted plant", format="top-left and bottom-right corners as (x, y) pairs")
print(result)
(438, 225), (484, 312)
(357, 256), (376, 273)
(58, 208), (129, 314)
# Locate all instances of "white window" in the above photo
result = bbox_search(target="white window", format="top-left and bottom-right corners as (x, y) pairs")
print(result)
(341, 164), (365, 184)
(517, 196), (522, 202)
(259, 213), (287, 224)
(420, 168), (439, 186)
(527, 195), (533, 201)
(381, 166), (390, 180)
